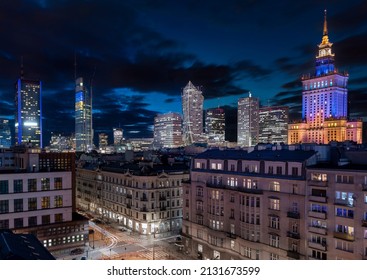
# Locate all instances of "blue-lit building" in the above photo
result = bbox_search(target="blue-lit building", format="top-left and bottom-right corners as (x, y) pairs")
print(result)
(75, 77), (93, 152)
(15, 78), (42, 148)
(288, 11), (362, 144)
(0, 119), (11, 148)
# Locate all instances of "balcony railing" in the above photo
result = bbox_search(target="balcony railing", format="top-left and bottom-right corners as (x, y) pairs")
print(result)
(309, 226), (327, 235)
(159, 196), (166, 201)
(308, 211), (327, 219)
(287, 211), (300, 219)
(226, 232), (237, 239)
(308, 241), (327, 251)
(333, 231), (355, 241)
(287, 231), (300, 239)
(309, 195), (327, 203)
(287, 251), (300, 259)
(307, 180), (328, 187)
(206, 183), (263, 194)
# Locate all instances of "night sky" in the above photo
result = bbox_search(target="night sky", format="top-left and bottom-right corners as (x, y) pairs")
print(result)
(0, 0), (367, 145)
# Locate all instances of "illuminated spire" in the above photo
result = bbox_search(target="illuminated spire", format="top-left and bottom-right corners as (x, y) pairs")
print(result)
(320, 9), (330, 46)
(323, 9), (328, 36)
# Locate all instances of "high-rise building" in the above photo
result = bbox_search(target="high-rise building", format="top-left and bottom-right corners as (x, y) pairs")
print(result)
(48, 132), (74, 152)
(182, 81), (204, 145)
(113, 128), (123, 145)
(15, 78), (42, 147)
(75, 77), (93, 152)
(205, 108), (225, 144)
(154, 112), (183, 149)
(259, 106), (289, 144)
(98, 133), (108, 148)
(237, 93), (259, 147)
(0, 119), (11, 148)
(288, 11), (362, 144)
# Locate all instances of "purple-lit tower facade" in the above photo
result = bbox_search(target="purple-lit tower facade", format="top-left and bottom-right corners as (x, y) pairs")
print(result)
(289, 11), (362, 144)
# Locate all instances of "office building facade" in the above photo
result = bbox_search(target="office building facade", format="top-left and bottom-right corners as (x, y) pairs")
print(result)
(237, 94), (259, 147)
(113, 128), (123, 145)
(259, 106), (289, 144)
(15, 78), (42, 148)
(0, 119), (11, 148)
(75, 77), (93, 152)
(154, 112), (183, 149)
(205, 108), (225, 144)
(182, 81), (204, 145)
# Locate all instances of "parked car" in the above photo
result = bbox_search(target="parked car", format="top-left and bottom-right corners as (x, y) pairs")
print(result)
(70, 248), (84, 255)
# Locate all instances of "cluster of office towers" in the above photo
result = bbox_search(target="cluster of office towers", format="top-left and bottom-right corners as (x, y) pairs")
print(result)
(154, 84), (289, 149)
(155, 12), (363, 149)
(1, 11), (362, 153)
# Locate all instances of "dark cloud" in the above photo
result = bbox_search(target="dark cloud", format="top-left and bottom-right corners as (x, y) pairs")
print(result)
(281, 79), (302, 90)
(164, 98), (176, 103)
(334, 32), (367, 68)
(348, 88), (367, 119)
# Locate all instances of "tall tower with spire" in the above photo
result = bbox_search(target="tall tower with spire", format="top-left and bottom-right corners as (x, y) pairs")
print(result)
(181, 81), (204, 145)
(288, 11), (362, 144)
(15, 58), (43, 148)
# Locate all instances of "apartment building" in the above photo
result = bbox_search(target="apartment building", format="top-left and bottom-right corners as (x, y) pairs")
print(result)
(182, 147), (317, 260)
(306, 163), (367, 259)
(76, 161), (189, 235)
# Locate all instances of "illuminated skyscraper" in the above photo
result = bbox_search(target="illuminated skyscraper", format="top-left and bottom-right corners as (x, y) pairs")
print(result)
(181, 81), (204, 145)
(75, 77), (93, 152)
(288, 11), (362, 144)
(259, 106), (289, 144)
(205, 107), (225, 144)
(154, 112), (183, 149)
(237, 93), (259, 147)
(98, 133), (108, 148)
(0, 119), (11, 148)
(15, 78), (42, 147)
(113, 128), (123, 145)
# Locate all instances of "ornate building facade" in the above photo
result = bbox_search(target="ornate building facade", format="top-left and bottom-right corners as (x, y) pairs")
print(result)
(288, 11), (362, 144)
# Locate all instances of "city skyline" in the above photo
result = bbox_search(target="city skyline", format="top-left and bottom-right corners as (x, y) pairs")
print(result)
(0, 1), (366, 145)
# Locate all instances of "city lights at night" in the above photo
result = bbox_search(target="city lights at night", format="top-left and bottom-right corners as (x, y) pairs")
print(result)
(1, 1), (367, 277)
